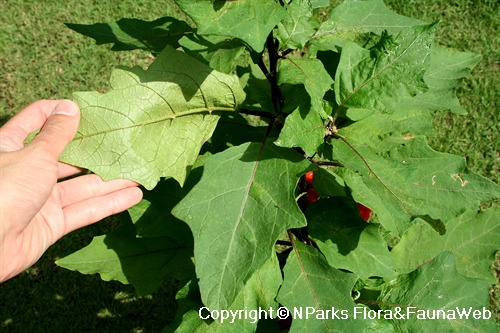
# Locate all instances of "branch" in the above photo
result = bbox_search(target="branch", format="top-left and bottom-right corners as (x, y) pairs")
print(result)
(314, 161), (344, 167)
(265, 32), (284, 115)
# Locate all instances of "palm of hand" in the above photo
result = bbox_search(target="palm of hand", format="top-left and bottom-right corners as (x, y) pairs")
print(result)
(0, 100), (142, 282)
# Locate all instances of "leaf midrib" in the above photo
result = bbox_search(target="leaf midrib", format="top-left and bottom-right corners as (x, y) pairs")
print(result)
(338, 30), (425, 110)
(72, 105), (235, 141)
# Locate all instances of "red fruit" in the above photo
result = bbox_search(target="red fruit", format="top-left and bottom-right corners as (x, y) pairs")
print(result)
(306, 188), (319, 205)
(357, 203), (372, 221)
(305, 171), (314, 184)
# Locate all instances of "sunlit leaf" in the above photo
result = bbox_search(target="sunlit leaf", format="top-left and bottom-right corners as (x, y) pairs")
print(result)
(179, 34), (246, 73)
(391, 208), (500, 283)
(380, 252), (497, 332)
(61, 46), (244, 189)
(175, 0), (287, 52)
(276, 0), (319, 50)
(328, 137), (500, 236)
(311, 0), (425, 50)
(172, 142), (310, 309)
(334, 24), (436, 114)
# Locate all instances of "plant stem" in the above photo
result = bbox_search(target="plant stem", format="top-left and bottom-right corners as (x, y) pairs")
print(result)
(258, 31), (284, 116)
(314, 161), (344, 167)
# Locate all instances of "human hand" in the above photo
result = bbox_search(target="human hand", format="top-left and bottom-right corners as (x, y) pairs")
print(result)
(0, 100), (143, 282)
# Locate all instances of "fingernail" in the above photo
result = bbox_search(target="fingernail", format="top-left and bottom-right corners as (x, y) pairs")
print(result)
(52, 100), (78, 116)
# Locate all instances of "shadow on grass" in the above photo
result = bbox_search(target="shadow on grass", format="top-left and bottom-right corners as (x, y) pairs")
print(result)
(0, 220), (178, 333)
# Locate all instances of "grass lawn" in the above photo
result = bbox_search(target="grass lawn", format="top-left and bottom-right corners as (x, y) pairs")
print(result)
(0, 0), (498, 331)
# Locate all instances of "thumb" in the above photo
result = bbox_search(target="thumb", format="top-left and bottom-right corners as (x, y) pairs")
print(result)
(29, 100), (80, 160)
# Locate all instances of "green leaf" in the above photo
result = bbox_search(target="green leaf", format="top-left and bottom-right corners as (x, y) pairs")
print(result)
(311, 0), (425, 50)
(334, 24), (436, 114)
(335, 43), (481, 119)
(338, 107), (435, 151)
(279, 57), (333, 117)
(175, 0), (287, 52)
(66, 17), (193, 53)
(408, 46), (482, 115)
(309, 167), (346, 198)
(310, 0), (329, 8)
(202, 113), (275, 155)
(391, 208), (500, 283)
(276, 0), (319, 50)
(61, 46), (245, 189)
(162, 280), (205, 333)
(274, 104), (324, 156)
(277, 242), (373, 332)
(167, 257), (282, 332)
(179, 34), (246, 73)
(279, 84), (311, 115)
(307, 198), (395, 279)
(128, 166), (205, 236)
(238, 63), (275, 112)
(328, 137), (500, 236)
(56, 214), (194, 295)
(172, 142), (310, 309)
(380, 252), (496, 332)
(275, 57), (333, 155)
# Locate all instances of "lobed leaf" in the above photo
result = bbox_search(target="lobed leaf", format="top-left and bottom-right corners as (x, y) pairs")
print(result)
(61, 46), (245, 189)
(334, 24), (436, 114)
(276, 0), (319, 50)
(275, 57), (333, 155)
(56, 215), (194, 295)
(172, 142), (310, 310)
(175, 0), (287, 52)
(380, 252), (496, 332)
(311, 0), (425, 50)
(328, 137), (500, 236)
(275, 105), (325, 156)
(407, 45), (482, 115)
(391, 208), (500, 283)
(279, 57), (333, 117)
(179, 34), (246, 74)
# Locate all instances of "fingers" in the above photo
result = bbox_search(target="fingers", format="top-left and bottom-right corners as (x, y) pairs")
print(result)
(58, 162), (86, 179)
(57, 174), (140, 208)
(62, 186), (143, 234)
(0, 100), (67, 151)
(27, 100), (80, 161)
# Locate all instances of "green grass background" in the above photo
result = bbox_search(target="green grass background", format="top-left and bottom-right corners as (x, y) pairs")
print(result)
(0, 1), (498, 332)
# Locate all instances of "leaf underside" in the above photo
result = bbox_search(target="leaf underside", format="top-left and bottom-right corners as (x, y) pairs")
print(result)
(61, 46), (244, 189)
